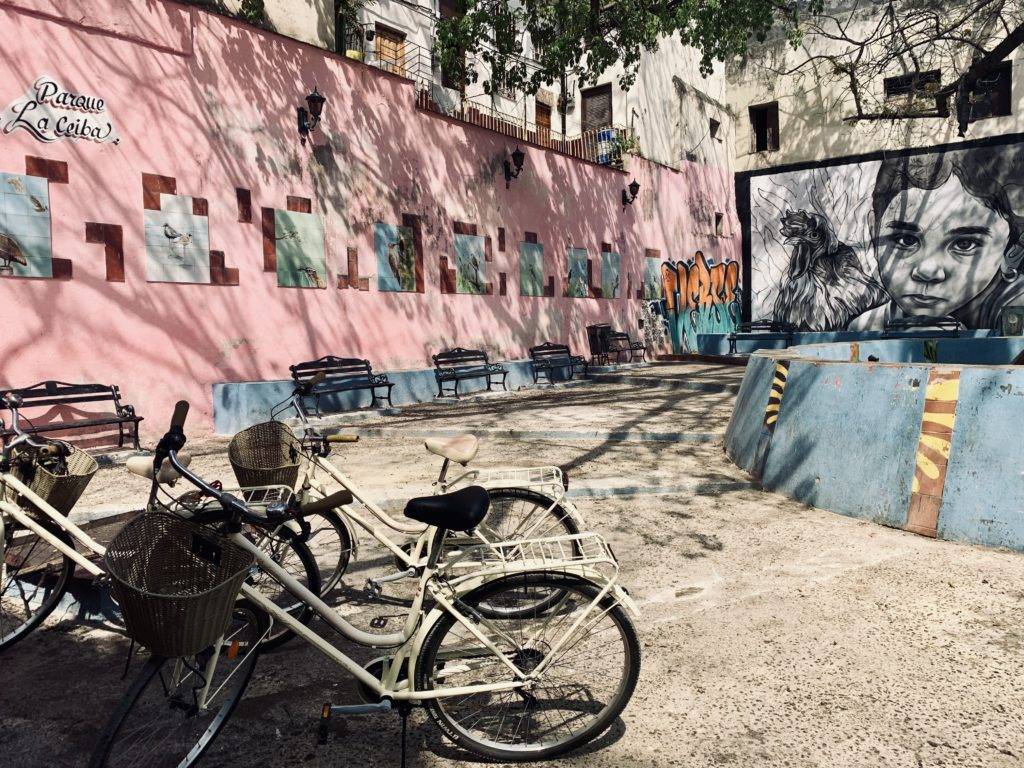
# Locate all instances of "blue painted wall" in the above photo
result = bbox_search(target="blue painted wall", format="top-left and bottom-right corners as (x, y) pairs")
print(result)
(761, 360), (926, 529)
(697, 329), (998, 356)
(213, 359), (548, 434)
(726, 339), (1024, 552)
(938, 367), (1024, 549)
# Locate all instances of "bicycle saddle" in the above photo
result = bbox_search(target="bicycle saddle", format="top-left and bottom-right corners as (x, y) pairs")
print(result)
(125, 453), (192, 483)
(424, 434), (479, 465)
(404, 485), (489, 532)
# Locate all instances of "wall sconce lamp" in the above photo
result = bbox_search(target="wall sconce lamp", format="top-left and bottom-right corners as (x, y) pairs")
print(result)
(622, 179), (641, 207)
(504, 146), (526, 189)
(297, 86), (327, 145)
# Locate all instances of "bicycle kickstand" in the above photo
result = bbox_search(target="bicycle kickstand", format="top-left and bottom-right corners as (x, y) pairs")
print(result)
(398, 701), (411, 768)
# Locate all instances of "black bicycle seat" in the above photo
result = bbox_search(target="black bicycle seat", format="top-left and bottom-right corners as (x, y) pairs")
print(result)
(404, 486), (490, 532)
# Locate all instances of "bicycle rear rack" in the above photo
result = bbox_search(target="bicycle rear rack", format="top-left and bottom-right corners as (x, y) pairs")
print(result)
(442, 531), (619, 585)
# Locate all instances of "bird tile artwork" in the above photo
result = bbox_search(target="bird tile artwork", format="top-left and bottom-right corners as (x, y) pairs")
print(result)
(375, 222), (416, 292)
(567, 248), (589, 298)
(275, 209), (326, 289)
(454, 233), (487, 295)
(0, 172), (52, 279)
(643, 256), (662, 299)
(144, 194), (211, 283)
(519, 241), (544, 297)
(601, 250), (621, 299)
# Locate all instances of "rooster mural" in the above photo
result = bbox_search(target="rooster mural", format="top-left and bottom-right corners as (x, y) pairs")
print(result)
(771, 209), (887, 331)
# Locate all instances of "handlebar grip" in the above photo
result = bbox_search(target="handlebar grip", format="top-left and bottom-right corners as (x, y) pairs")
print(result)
(310, 371), (327, 387)
(38, 444), (61, 458)
(325, 433), (359, 444)
(170, 401), (190, 430)
(300, 488), (354, 515)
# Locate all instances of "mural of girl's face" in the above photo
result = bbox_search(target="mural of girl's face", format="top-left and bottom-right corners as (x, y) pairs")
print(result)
(876, 175), (1009, 317)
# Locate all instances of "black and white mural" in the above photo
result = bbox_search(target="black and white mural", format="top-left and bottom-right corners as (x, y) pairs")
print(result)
(749, 143), (1024, 330)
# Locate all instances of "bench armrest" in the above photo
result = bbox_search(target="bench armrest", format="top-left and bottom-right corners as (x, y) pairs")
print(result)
(371, 374), (391, 386)
(486, 363), (506, 373)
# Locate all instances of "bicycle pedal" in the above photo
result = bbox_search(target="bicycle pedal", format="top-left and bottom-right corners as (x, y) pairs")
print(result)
(364, 579), (383, 599)
(369, 616), (389, 629)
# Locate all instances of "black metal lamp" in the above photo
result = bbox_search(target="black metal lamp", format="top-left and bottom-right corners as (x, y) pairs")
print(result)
(298, 86), (327, 144)
(622, 179), (640, 207)
(504, 146), (526, 189)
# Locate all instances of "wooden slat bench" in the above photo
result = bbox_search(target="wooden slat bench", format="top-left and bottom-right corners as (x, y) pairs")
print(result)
(727, 321), (797, 354)
(289, 356), (395, 417)
(0, 380), (142, 449)
(529, 342), (589, 385)
(432, 347), (508, 398)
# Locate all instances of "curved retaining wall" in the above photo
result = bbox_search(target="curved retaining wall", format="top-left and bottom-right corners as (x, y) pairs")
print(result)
(725, 337), (1024, 551)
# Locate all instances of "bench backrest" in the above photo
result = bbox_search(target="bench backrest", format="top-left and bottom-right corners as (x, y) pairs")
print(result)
(433, 347), (489, 369)
(883, 316), (962, 333)
(2, 380), (124, 411)
(530, 342), (573, 361)
(736, 320), (797, 334)
(290, 356), (374, 384)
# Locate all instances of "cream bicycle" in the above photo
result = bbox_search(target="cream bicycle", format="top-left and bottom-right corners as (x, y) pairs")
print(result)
(89, 402), (641, 767)
(0, 396), (330, 654)
(245, 377), (587, 597)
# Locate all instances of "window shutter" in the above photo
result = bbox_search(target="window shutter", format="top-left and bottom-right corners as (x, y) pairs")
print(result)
(767, 105), (780, 150)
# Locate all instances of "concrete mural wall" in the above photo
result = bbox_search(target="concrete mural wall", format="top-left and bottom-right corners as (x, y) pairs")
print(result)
(0, 0), (738, 436)
(659, 250), (741, 352)
(743, 137), (1024, 332)
(726, 338), (1024, 552)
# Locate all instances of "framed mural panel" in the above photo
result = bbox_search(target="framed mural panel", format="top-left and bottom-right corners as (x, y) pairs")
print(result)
(0, 172), (51, 278)
(375, 222), (416, 292)
(746, 142), (1024, 331)
(601, 251), (621, 299)
(519, 241), (544, 296)
(567, 248), (588, 298)
(144, 194), (210, 284)
(643, 257), (662, 299)
(276, 209), (326, 288)
(454, 233), (486, 294)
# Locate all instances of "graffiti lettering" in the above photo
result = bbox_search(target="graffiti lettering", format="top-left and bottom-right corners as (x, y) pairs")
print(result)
(660, 251), (741, 352)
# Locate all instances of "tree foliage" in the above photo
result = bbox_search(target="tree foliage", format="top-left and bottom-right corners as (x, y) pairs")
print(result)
(434, 0), (821, 96)
(737, 0), (1024, 133)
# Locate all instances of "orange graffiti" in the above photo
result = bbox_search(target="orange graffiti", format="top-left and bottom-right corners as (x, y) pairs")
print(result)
(660, 251), (740, 313)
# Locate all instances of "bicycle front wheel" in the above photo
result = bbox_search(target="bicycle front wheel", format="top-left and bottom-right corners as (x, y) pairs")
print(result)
(416, 572), (640, 762)
(89, 600), (267, 768)
(1, 514), (75, 653)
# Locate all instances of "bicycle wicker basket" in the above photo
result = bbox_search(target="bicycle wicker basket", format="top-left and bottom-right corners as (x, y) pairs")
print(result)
(104, 512), (255, 657)
(16, 446), (98, 516)
(228, 420), (302, 489)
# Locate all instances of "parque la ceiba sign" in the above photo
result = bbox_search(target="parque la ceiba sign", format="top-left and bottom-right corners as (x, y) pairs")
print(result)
(2, 75), (120, 144)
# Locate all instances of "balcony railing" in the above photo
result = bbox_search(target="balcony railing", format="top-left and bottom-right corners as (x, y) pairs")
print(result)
(338, 23), (636, 169)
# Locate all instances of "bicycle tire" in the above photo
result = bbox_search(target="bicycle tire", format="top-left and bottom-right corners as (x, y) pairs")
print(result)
(1, 515), (75, 653)
(89, 599), (267, 768)
(416, 572), (640, 762)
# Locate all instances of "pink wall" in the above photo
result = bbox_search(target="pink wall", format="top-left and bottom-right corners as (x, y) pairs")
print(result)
(0, 0), (740, 437)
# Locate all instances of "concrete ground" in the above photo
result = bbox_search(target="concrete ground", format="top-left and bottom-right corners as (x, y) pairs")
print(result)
(3, 363), (1024, 767)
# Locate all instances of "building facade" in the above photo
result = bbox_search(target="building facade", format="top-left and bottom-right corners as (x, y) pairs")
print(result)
(0, 0), (740, 435)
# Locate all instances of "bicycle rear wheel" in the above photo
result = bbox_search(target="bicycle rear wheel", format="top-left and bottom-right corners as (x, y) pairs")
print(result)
(89, 600), (267, 768)
(416, 572), (640, 762)
(1, 515), (75, 653)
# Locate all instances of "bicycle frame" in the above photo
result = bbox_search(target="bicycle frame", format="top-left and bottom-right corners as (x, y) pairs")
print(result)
(225, 520), (628, 705)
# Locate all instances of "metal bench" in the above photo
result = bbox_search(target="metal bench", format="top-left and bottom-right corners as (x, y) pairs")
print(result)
(529, 341), (589, 385)
(727, 321), (797, 354)
(882, 315), (962, 338)
(0, 380), (142, 449)
(432, 347), (508, 398)
(606, 331), (647, 363)
(289, 356), (394, 417)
